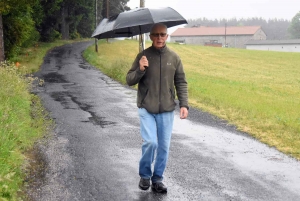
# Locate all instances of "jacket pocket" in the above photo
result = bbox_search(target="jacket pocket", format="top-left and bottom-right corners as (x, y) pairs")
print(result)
(169, 88), (176, 106)
(169, 88), (175, 99)
(140, 88), (148, 105)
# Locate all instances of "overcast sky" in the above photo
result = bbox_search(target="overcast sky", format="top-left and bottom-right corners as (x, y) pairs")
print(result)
(127, 0), (300, 21)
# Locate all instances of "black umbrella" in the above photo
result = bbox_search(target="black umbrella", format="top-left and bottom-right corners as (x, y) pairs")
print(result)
(91, 7), (187, 40)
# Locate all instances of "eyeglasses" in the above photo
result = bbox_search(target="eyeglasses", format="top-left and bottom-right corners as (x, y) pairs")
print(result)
(150, 33), (167, 37)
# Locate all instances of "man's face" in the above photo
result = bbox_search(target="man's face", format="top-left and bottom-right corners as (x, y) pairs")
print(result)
(150, 25), (168, 49)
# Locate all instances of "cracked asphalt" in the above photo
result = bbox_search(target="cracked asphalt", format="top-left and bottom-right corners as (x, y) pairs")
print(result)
(29, 41), (300, 201)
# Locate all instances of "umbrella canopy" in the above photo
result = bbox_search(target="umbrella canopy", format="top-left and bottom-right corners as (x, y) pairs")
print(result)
(91, 7), (187, 39)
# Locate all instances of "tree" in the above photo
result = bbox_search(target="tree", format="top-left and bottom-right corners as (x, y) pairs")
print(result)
(0, 0), (132, 60)
(0, 0), (17, 61)
(38, 0), (101, 41)
(64, 0), (101, 39)
(0, 0), (38, 61)
(0, 14), (4, 61)
(59, 0), (129, 40)
(288, 12), (300, 39)
(37, 0), (63, 42)
(76, 0), (103, 38)
(101, 0), (130, 19)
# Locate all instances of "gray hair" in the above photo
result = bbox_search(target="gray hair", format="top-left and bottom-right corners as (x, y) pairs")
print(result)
(150, 23), (168, 34)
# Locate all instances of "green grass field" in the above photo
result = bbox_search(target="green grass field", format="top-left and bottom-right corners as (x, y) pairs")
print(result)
(84, 39), (300, 160)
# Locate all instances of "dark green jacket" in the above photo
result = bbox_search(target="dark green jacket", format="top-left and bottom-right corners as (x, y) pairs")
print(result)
(126, 45), (188, 114)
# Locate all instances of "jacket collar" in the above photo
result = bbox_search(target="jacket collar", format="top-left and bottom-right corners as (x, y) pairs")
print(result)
(150, 45), (168, 54)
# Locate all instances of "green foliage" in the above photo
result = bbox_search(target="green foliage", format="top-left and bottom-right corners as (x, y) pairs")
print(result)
(3, 11), (35, 57)
(70, 31), (81, 40)
(77, 13), (95, 37)
(73, 0), (95, 38)
(2, 1), (40, 58)
(22, 29), (40, 48)
(38, 0), (63, 42)
(288, 12), (300, 39)
(0, 40), (72, 200)
(1, 0), (132, 59)
(39, 0), (96, 41)
(0, 0), (36, 14)
(0, 61), (43, 200)
(31, 0), (45, 26)
(42, 28), (62, 42)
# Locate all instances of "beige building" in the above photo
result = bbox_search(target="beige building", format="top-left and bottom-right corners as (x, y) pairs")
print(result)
(245, 39), (300, 53)
(170, 26), (267, 48)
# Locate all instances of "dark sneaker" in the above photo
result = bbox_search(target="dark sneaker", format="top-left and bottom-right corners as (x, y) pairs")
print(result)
(151, 182), (167, 193)
(139, 178), (150, 190)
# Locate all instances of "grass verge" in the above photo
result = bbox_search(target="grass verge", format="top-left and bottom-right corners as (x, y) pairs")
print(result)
(0, 40), (74, 200)
(84, 39), (300, 160)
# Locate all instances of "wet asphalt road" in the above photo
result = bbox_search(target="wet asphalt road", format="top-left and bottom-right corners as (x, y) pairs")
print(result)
(31, 41), (300, 201)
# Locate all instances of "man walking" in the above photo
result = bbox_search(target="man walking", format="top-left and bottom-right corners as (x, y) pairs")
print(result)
(126, 23), (189, 193)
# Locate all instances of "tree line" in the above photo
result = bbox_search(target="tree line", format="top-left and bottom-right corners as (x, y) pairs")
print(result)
(187, 14), (300, 40)
(1, 0), (299, 62)
(0, 0), (130, 61)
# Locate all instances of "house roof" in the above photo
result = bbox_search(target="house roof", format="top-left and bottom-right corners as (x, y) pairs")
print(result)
(245, 39), (300, 45)
(170, 26), (262, 37)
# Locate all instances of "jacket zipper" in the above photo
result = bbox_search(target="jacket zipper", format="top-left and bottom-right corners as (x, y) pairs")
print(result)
(159, 52), (162, 113)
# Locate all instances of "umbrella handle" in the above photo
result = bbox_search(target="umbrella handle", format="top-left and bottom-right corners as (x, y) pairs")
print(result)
(139, 25), (144, 53)
(141, 35), (148, 69)
(139, 26), (148, 69)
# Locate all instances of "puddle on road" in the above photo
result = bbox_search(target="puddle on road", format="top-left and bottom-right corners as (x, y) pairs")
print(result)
(50, 92), (75, 109)
(52, 49), (65, 58)
(50, 91), (117, 128)
(99, 76), (121, 87)
(43, 72), (68, 83)
(51, 91), (116, 128)
(69, 96), (92, 112)
(88, 111), (116, 128)
(79, 63), (92, 70)
(44, 58), (50, 64)
(51, 92), (68, 102)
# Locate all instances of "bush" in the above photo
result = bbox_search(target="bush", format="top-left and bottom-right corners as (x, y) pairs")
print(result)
(70, 31), (81, 40)
(3, 7), (38, 59)
(22, 29), (41, 48)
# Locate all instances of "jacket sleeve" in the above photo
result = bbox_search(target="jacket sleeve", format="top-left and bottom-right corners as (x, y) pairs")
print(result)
(126, 54), (146, 86)
(174, 56), (189, 110)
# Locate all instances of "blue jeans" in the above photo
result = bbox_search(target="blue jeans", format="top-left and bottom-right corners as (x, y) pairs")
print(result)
(138, 108), (174, 183)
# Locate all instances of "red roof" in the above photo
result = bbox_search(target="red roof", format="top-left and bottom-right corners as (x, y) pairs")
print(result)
(171, 26), (262, 36)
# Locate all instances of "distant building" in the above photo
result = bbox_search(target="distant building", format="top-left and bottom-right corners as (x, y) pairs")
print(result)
(170, 26), (266, 48)
(245, 39), (300, 53)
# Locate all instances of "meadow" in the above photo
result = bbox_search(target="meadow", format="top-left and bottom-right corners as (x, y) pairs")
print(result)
(84, 39), (300, 160)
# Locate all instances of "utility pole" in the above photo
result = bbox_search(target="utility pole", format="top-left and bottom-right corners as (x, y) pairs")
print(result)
(106, 0), (109, 18)
(224, 22), (227, 48)
(139, 0), (145, 53)
(106, 0), (109, 43)
(95, 0), (98, 52)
